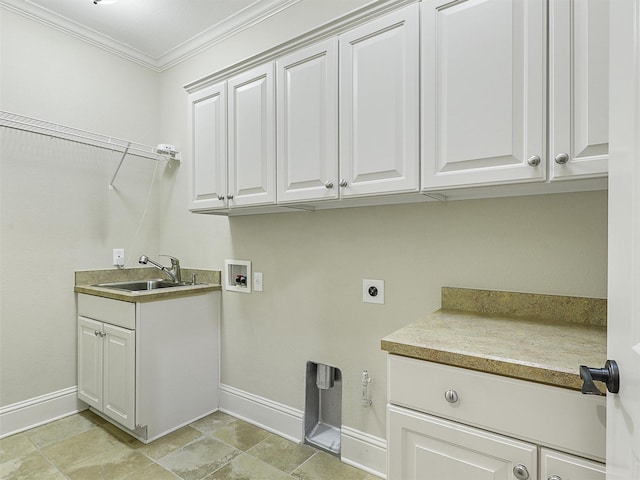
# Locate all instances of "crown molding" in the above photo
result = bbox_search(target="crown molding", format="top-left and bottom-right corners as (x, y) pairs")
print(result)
(0, 0), (302, 72)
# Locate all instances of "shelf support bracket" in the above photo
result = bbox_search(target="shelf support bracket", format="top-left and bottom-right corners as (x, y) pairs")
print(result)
(108, 142), (131, 190)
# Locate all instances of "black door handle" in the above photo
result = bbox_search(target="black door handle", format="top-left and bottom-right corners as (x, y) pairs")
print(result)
(579, 360), (620, 395)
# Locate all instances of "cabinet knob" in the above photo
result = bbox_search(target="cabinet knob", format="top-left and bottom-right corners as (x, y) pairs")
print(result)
(444, 389), (459, 404)
(217, 194), (225, 201)
(325, 181), (334, 189)
(554, 153), (570, 165)
(513, 464), (530, 480)
(548, 476), (563, 480)
(339, 179), (348, 188)
(527, 155), (541, 167)
(227, 194), (234, 200)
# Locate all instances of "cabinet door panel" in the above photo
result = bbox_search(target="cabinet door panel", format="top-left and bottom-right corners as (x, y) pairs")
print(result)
(103, 323), (135, 430)
(188, 82), (227, 210)
(541, 448), (605, 479)
(77, 317), (103, 410)
(549, 0), (608, 180)
(388, 405), (537, 480)
(277, 39), (339, 203)
(422, 0), (546, 189)
(340, 4), (419, 197)
(228, 64), (276, 207)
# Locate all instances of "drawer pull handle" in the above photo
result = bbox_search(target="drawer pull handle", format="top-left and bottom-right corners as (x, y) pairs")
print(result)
(548, 476), (563, 480)
(444, 389), (459, 404)
(513, 464), (530, 480)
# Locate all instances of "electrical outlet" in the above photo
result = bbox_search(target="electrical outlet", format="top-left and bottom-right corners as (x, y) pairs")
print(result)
(363, 279), (384, 304)
(113, 248), (125, 267)
(254, 272), (263, 292)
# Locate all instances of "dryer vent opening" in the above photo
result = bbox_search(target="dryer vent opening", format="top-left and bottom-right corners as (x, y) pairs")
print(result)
(304, 361), (342, 456)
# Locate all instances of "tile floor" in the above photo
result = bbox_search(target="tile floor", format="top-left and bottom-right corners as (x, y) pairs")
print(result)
(0, 410), (380, 480)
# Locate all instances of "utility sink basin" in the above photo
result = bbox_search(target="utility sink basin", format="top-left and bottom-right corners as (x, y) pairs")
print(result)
(94, 279), (192, 292)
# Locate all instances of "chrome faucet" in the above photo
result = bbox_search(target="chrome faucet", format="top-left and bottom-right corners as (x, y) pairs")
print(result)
(138, 255), (182, 283)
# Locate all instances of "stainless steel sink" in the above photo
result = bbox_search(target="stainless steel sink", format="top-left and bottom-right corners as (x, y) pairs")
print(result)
(94, 279), (192, 292)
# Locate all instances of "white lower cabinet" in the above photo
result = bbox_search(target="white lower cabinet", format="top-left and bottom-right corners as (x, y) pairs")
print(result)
(77, 292), (219, 443)
(78, 317), (135, 430)
(387, 355), (605, 480)
(389, 405), (537, 480)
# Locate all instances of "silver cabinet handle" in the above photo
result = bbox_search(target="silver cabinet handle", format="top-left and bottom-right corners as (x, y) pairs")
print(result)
(444, 389), (459, 404)
(227, 194), (234, 200)
(217, 194), (225, 201)
(513, 464), (530, 480)
(94, 330), (101, 336)
(325, 181), (334, 189)
(548, 476), (563, 480)
(339, 179), (348, 188)
(554, 153), (569, 165)
(527, 155), (541, 167)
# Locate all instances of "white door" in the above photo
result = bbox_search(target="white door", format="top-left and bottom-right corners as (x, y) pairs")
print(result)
(77, 317), (103, 410)
(277, 39), (339, 203)
(339, 4), (419, 197)
(421, 0), (546, 189)
(228, 63), (276, 207)
(549, 0), (609, 181)
(541, 448), (605, 480)
(606, 0), (640, 478)
(188, 81), (227, 210)
(102, 323), (135, 430)
(388, 405), (537, 480)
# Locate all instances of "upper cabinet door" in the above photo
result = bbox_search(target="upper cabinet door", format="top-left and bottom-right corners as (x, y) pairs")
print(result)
(188, 82), (227, 211)
(277, 39), (339, 204)
(228, 63), (276, 207)
(421, 0), (546, 190)
(549, 0), (608, 181)
(339, 4), (420, 198)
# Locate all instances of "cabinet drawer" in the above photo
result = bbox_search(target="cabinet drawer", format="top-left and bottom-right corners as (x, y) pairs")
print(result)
(78, 294), (135, 330)
(388, 354), (605, 461)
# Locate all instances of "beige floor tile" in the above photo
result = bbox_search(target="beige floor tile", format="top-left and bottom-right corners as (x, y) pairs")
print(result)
(292, 451), (379, 480)
(204, 452), (293, 480)
(247, 434), (315, 474)
(64, 450), (153, 480)
(41, 427), (133, 471)
(0, 449), (65, 480)
(208, 419), (271, 451)
(0, 434), (38, 462)
(122, 461), (181, 480)
(137, 426), (203, 460)
(24, 411), (100, 449)
(189, 412), (236, 435)
(158, 436), (241, 480)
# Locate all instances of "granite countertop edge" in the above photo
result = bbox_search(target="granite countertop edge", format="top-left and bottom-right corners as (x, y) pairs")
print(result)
(381, 305), (607, 392)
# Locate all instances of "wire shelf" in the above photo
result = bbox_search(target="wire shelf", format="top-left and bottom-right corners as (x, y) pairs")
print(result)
(0, 110), (180, 189)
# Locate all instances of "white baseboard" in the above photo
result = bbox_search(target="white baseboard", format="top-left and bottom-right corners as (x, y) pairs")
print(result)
(219, 383), (386, 478)
(0, 386), (87, 438)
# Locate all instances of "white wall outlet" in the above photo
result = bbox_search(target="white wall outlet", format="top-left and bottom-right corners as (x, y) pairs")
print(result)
(113, 248), (125, 267)
(363, 279), (384, 304)
(254, 272), (263, 292)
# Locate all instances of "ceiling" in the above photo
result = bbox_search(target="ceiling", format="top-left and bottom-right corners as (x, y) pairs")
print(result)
(2, 0), (301, 71)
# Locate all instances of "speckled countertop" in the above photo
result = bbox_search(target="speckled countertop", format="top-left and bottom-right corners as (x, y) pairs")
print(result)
(74, 267), (222, 303)
(381, 287), (607, 391)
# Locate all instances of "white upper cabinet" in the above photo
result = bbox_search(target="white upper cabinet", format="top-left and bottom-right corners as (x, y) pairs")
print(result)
(421, 0), (546, 189)
(188, 82), (227, 211)
(277, 39), (339, 203)
(549, 0), (609, 181)
(228, 63), (276, 207)
(339, 4), (420, 197)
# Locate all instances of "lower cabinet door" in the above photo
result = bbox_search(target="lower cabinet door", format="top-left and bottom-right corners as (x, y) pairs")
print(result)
(388, 405), (537, 480)
(77, 317), (103, 410)
(102, 323), (135, 430)
(541, 448), (605, 480)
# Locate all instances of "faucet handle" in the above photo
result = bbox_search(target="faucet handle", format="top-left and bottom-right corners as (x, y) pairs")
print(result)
(159, 255), (180, 266)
